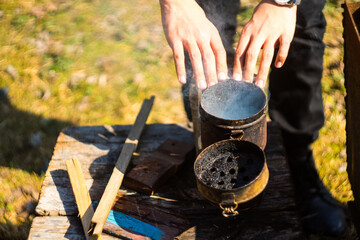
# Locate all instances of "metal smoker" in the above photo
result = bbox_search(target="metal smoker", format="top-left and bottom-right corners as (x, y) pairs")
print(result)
(194, 80), (269, 217)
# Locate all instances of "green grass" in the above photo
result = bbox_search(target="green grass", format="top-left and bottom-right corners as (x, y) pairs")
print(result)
(313, 3), (353, 202)
(0, 0), (355, 238)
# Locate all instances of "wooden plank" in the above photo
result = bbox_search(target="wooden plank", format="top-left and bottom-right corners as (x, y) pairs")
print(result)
(344, 1), (360, 224)
(57, 123), (193, 144)
(36, 124), (194, 216)
(348, 201), (360, 235)
(29, 208), (302, 240)
(123, 139), (195, 195)
(103, 195), (191, 239)
(66, 158), (97, 240)
(176, 209), (303, 240)
(32, 122), (303, 239)
(28, 216), (115, 240)
(57, 123), (192, 144)
(91, 96), (155, 239)
(36, 123), (294, 216)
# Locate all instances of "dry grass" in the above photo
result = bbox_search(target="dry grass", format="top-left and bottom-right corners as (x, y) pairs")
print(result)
(0, 0), (355, 239)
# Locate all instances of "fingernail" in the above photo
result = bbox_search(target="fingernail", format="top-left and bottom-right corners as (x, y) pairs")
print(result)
(198, 81), (207, 89)
(275, 61), (282, 68)
(218, 72), (226, 81)
(234, 73), (242, 81)
(209, 82), (216, 87)
(179, 75), (186, 84)
(257, 80), (265, 89)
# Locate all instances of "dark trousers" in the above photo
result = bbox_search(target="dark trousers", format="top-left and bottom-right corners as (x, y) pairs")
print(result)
(269, 0), (326, 153)
(182, 0), (327, 153)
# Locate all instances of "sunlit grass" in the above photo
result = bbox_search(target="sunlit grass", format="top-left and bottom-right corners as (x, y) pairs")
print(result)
(313, 3), (353, 203)
(0, 0), (354, 238)
(0, 1), (185, 238)
(0, 167), (42, 240)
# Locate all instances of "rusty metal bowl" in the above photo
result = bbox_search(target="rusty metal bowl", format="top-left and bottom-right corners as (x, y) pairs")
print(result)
(194, 139), (269, 217)
(200, 80), (268, 151)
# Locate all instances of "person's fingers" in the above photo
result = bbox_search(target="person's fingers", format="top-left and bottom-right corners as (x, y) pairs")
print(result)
(233, 27), (251, 81)
(172, 41), (186, 84)
(199, 42), (218, 87)
(210, 30), (227, 81)
(243, 38), (262, 82)
(274, 34), (292, 68)
(255, 41), (275, 89)
(185, 41), (207, 89)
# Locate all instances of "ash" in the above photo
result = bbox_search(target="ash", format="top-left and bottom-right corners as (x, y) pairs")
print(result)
(199, 150), (263, 190)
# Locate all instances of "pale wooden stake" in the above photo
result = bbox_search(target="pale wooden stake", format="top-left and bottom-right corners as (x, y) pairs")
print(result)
(66, 158), (101, 240)
(90, 96), (155, 240)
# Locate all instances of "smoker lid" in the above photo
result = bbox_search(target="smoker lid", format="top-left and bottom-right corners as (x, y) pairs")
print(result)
(201, 80), (266, 120)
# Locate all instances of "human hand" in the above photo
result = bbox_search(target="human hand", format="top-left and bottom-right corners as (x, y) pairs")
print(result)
(160, 0), (228, 89)
(232, 0), (297, 88)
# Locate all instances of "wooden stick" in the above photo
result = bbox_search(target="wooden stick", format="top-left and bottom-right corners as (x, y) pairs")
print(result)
(90, 96), (155, 240)
(66, 158), (101, 240)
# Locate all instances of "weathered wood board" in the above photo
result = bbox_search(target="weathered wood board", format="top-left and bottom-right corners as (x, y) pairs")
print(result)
(123, 139), (195, 195)
(35, 124), (194, 216)
(29, 122), (304, 239)
(28, 216), (115, 240)
(344, 1), (360, 229)
(103, 195), (192, 239)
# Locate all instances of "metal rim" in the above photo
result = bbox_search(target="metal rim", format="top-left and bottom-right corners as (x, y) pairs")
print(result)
(194, 139), (269, 205)
(200, 80), (267, 124)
